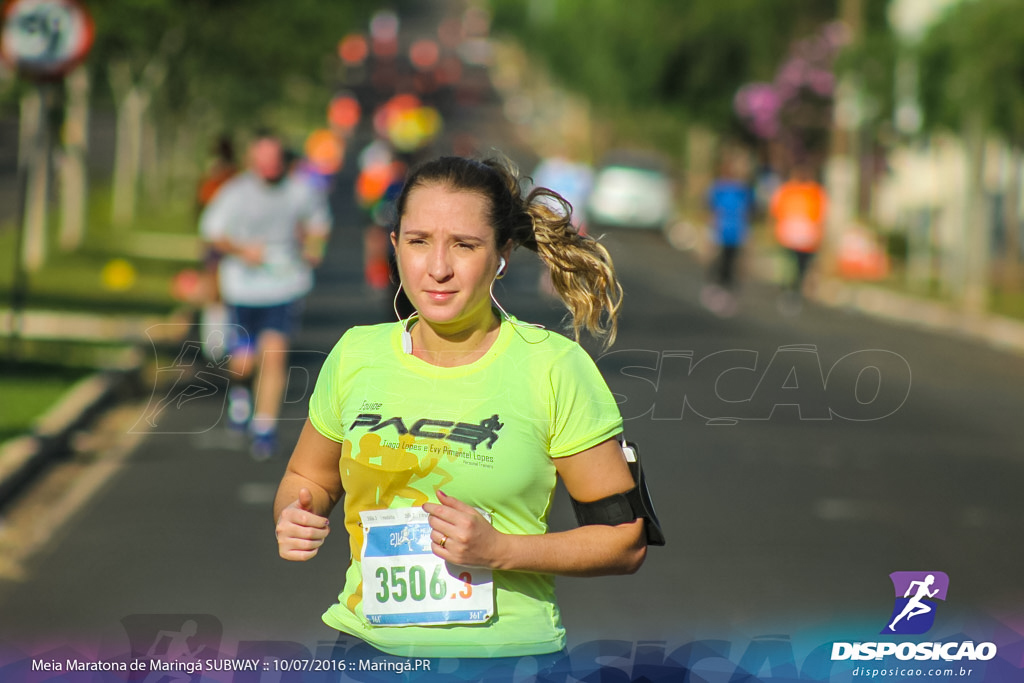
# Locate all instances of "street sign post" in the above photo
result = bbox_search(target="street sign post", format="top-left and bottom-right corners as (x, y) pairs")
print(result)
(1, 0), (94, 353)
(1, 0), (94, 79)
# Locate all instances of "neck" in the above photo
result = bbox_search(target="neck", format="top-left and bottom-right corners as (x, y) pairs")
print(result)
(410, 311), (502, 367)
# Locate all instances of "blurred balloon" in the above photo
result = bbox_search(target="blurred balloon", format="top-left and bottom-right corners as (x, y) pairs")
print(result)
(363, 225), (392, 290)
(338, 33), (368, 64)
(329, 93), (361, 132)
(358, 139), (394, 170)
(370, 9), (399, 58)
(373, 93), (422, 139)
(356, 163), (394, 208)
(437, 17), (463, 50)
(373, 94), (442, 153)
(409, 39), (440, 71)
(101, 258), (137, 292)
(389, 106), (442, 153)
(304, 129), (344, 175)
(171, 268), (201, 302)
(370, 10), (399, 41)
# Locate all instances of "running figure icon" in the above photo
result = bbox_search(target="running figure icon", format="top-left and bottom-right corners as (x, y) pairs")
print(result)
(882, 571), (949, 635)
(888, 574), (939, 631)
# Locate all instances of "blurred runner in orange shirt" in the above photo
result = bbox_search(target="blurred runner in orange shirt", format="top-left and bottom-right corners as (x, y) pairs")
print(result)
(770, 164), (827, 313)
(196, 135), (239, 304)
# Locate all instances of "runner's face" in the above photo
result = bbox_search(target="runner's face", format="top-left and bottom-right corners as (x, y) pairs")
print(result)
(250, 138), (284, 181)
(393, 184), (503, 331)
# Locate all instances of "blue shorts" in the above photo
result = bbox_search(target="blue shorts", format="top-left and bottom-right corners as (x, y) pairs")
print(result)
(227, 301), (303, 352)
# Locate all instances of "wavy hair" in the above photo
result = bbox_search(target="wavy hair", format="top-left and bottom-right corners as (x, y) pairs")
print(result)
(393, 154), (622, 347)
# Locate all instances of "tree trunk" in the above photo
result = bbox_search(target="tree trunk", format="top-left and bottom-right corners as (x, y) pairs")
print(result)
(20, 84), (55, 273)
(172, 119), (200, 206)
(18, 87), (40, 167)
(937, 137), (966, 298)
(142, 114), (162, 204)
(59, 65), (91, 251)
(1003, 145), (1022, 289)
(961, 112), (990, 314)
(108, 38), (172, 230)
(111, 83), (145, 229)
(906, 205), (932, 294)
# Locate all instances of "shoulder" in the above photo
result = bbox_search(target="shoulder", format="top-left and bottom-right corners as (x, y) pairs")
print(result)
(321, 323), (395, 365)
(207, 173), (258, 205)
(503, 321), (597, 372)
(336, 322), (394, 351)
(505, 320), (574, 353)
(284, 174), (321, 199)
(200, 175), (252, 226)
(221, 172), (258, 194)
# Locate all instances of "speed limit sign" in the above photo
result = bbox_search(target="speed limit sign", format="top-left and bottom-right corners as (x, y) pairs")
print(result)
(1, 0), (94, 79)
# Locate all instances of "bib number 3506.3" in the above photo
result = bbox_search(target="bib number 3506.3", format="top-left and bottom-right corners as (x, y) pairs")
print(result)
(359, 507), (494, 626)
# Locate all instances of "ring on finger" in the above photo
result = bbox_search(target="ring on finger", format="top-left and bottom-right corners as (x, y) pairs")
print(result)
(439, 535), (447, 549)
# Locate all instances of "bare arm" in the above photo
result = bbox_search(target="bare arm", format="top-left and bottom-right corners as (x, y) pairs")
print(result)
(274, 419), (344, 560)
(298, 185), (332, 266)
(299, 225), (329, 266)
(207, 236), (264, 266)
(423, 438), (646, 577)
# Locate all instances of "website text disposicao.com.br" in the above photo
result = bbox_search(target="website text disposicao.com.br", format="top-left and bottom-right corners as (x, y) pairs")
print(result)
(838, 640), (997, 679)
(851, 665), (977, 678)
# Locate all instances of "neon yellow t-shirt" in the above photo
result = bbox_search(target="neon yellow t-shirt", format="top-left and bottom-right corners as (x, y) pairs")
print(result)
(307, 317), (623, 658)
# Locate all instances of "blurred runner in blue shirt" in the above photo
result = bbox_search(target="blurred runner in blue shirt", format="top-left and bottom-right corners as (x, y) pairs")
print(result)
(702, 155), (754, 317)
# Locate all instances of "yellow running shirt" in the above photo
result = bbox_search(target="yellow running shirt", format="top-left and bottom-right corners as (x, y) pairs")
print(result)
(308, 316), (623, 658)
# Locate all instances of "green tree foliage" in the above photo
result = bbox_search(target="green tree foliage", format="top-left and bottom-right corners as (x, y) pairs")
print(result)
(832, 0), (897, 130)
(490, 0), (840, 131)
(87, 0), (380, 127)
(919, 0), (1024, 146)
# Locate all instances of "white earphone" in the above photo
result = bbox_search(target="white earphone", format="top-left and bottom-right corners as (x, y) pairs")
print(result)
(497, 256), (507, 278)
(402, 322), (413, 354)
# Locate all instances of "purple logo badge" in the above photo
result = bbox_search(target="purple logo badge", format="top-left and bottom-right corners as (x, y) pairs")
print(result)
(881, 571), (949, 635)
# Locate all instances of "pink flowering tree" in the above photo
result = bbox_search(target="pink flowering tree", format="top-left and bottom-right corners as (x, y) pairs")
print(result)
(734, 22), (849, 163)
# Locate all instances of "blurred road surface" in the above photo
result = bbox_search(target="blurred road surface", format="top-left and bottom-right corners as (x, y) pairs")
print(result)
(0, 150), (1022, 670)
(0, 8), (1022, 678)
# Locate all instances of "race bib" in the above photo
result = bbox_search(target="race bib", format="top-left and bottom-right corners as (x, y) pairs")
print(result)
(263, 247), (301, 278)
(779, 217), (819, 250)
(359, 508), (494, 626)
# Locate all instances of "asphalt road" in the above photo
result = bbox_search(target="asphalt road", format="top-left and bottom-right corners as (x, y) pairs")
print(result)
(1, 174), (1023, 677)
(1, 31), (1023, 683)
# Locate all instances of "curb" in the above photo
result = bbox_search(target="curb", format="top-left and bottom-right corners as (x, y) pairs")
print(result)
(0, 359), (145, 513)
(813, 278), (1024, 357)
(0, 305), (195, 513)
(707, 236), (1024, 357)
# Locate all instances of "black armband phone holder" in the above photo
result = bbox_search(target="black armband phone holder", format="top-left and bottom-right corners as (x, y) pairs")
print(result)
(570, 440), (665, 546)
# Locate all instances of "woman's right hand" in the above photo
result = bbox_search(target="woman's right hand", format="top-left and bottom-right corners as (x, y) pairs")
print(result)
(275, 488), (331, 561)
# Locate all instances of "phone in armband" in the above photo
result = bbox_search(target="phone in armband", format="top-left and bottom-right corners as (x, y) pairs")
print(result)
(570, 439), (666, 546)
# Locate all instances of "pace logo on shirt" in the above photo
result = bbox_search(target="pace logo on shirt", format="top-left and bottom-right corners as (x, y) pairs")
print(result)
(348, 413), (504, 451)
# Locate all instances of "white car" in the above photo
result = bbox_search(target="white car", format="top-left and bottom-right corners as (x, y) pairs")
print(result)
(585, 151), (674, 230)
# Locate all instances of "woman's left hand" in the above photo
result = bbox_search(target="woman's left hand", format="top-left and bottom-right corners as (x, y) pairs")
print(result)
(422, 491), (506, 569)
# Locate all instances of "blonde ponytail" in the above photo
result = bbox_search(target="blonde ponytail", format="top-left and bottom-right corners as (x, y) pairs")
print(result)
(525, 187), (623, 348)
